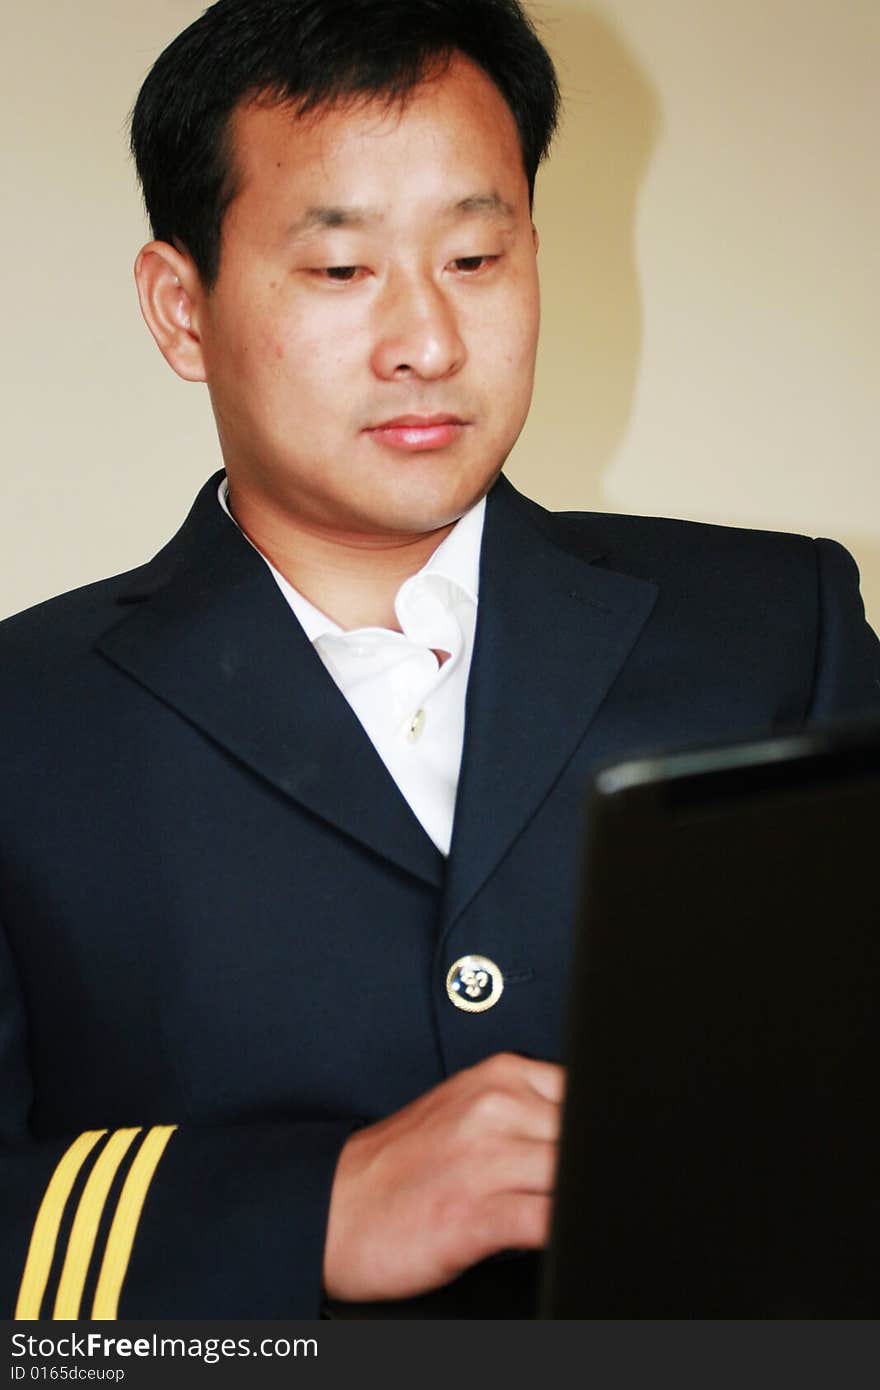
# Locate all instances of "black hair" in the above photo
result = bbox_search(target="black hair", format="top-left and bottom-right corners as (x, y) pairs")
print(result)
(130, 0), (559, 287)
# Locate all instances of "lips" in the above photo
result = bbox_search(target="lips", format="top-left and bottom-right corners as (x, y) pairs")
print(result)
(365, 414), (469, 452)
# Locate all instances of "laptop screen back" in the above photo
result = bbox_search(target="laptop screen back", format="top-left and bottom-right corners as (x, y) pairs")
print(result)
(541, 720), (880, 1317)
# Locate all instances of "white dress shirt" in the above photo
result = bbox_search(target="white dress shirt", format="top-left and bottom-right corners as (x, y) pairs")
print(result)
(218, 481), (484, 856)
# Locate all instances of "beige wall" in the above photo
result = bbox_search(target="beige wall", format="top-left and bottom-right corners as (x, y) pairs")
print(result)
(3, 0), (878, 627)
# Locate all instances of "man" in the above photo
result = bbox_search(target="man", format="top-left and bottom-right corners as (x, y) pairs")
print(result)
(2, 0), (878, 1322)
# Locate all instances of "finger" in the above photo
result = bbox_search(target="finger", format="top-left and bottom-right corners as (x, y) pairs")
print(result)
(489, 1089), (563, 1144)
(472, 1136), (559, 1197)
(458, 1079), (563, 1146)
(474, 1052), (566, 1106)
(478, 1192), (555, 1255)
(516, 1057), (566, 1105)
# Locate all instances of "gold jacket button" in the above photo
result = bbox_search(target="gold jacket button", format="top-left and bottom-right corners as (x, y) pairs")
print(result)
(446, 955), (504, 1013)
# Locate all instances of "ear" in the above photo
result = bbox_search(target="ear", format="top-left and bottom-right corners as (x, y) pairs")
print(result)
(134, 241), (207, 383)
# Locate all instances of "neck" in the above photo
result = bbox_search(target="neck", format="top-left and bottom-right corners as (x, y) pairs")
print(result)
(226, 485), (457, 631)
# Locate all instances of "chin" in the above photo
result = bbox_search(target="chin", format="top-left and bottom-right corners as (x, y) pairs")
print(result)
(370, 489), (485, 537)
(381, 464), (500, 530)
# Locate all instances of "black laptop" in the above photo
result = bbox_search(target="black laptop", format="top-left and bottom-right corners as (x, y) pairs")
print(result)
(541, 718), (880, 1318)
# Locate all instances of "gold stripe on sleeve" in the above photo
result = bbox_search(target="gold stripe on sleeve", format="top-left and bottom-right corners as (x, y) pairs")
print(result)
(52, 1128), (142, 1320)
(15, 1129), (107, 1320)
(91, 1124), (177, 1320)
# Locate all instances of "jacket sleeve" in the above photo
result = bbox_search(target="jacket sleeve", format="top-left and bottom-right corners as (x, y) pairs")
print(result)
(806, 538), (880, 722)
(1, 921), (355, 1320)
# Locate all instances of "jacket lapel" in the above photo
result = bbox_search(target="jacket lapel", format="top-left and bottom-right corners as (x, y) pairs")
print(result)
(443, 476), (659, 925)
(97, 474), (443, 888)
(96, 471), (656, 903)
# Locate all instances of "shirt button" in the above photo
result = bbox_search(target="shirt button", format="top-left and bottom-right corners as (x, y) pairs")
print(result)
(407, 708), (427, 742)
(446, 955), (504, 1013)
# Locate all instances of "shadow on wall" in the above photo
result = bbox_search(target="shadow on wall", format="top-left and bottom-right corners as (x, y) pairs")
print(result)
(509, 2), (661, 509)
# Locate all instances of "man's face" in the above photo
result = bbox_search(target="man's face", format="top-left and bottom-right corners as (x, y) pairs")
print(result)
(196, 55), (540, 538)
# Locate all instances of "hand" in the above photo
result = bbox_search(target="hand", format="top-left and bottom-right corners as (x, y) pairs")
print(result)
(322, 1051), (565, 1302)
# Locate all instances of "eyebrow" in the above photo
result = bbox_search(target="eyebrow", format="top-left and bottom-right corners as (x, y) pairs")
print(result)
(285, 192), (517, 241)
(286, 206), (382, 239)
(449, 193), (516, 221)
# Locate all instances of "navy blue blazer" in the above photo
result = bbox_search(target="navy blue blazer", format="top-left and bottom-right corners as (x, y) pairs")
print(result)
(2, 472), (878, 1319)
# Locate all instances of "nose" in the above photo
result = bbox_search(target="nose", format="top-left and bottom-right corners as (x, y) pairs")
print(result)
(370, 271), (466, 382)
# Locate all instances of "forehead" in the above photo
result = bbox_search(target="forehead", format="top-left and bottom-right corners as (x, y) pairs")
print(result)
(225, 56), (528, 223)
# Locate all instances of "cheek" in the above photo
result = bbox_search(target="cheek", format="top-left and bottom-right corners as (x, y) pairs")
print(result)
(490, 309), (539, 381)
(476, 274), (540, 374)
(253, 326), (286, 364)
(481, 291), (539, 427)
(512, 275), (541, 358)
(265, 305), (359, 377)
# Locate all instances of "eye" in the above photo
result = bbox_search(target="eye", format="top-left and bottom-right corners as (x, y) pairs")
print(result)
(450, 255), (499, 274)
(316, 266), (363, 283)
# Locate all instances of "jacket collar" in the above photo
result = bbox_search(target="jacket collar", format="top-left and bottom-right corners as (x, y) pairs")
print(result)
(99, 472), (657, 897)
(100, 471), (444, 887)
(443, 475), (657, 923)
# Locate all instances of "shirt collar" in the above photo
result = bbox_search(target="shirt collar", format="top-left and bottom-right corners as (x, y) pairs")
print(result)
(217, 477), (485, 642)
(416, 495), (483, 607)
